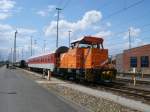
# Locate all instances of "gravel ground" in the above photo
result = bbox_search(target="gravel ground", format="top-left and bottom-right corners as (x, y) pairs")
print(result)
(21, 69), (141, 112)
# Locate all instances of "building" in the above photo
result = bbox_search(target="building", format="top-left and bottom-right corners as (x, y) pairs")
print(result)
(116, 44), (150, 74)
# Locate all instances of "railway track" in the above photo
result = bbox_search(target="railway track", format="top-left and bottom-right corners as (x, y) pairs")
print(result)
(23, 69), (150, 105)
(95, 84), (150, 104)
(61, 79), (150, 105)
(116, 78), (150, 85)
(56, 77), (150, 105)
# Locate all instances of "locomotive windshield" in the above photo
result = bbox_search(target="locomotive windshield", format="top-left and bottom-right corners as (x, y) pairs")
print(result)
(78, 43), (101, 48)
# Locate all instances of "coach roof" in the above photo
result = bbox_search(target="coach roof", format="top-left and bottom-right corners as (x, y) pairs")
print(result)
(28, 51), (55, 60)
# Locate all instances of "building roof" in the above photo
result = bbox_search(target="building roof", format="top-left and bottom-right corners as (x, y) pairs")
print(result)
(124, 44), (150, 52)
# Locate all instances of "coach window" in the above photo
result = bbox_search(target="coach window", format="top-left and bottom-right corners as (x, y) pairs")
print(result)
(130, 57), (137, 67)
(141, 56), (149, 67)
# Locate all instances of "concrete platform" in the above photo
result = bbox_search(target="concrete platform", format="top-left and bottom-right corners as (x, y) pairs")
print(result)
(0, 67), (87, 112)
(22, 69), (67, 84)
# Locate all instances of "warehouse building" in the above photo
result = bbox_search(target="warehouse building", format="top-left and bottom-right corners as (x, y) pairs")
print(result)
(116, 44), (150, 74)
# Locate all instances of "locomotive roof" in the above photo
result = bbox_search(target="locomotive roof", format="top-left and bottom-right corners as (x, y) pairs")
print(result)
(71, 36), (103, 44)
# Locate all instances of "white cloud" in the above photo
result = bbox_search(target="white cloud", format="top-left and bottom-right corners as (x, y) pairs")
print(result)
(0, 24), (13, 42)
(121, 26), (142, 49)
(0, 24), (37, 41)
(37, 11), (47, 17)
(47, 5), (56, 12)
(106, 22), (111, 27)
(0, 0), (16, 20)
(0, 23), (37, 59)
(94, 30), (112, 37)
(17, 28), (37, 35)
(37, 5), (56, 17)
(120, 26), (146, 50)
(123, 27), (141, 39)
(124, 38), (146, 49)
(0, 12), (11, 19)
(0, 24), (12, 30)
(0, 0), (15, 11)
(44, 10), (102, 38)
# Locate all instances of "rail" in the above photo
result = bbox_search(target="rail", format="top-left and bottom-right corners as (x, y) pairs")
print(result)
(95, 84), (150, 105)
(116, 78), (150, 85)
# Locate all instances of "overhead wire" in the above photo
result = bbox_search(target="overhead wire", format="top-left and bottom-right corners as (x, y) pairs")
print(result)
(97, 0), (145, 33)
(103, 22), (150, 42)
(111, 11), (150, 30)
(62, 0), (71, 10)
(102, 23), (150, 52)
(102, 0), (144, 21)
(57, 0), (64, 8)
(95, 0), (147, 41)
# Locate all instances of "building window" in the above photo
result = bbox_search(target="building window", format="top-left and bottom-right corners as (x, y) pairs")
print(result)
(130, 57), (137, 67)
(141, 56), (149, 67)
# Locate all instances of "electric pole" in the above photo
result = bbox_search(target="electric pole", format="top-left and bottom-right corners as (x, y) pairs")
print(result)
(17, 48), (20, 61)
(34, 40), (37, 55)
(56, 8), (62, 48)
(68, 30), (72, 47)
(22, 48), (24, 60)
(11, 48), (12, 63)
(13, 30), (17, 65)
(129, 28), (131, 49)
(0, 53), (1, 62)
(31, 36), (33, 56)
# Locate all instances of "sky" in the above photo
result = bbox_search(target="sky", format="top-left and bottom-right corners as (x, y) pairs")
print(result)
(0, 0), (150, 61)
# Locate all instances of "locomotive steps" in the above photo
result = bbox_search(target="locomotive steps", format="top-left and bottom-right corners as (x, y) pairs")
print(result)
(20, 68), (150, 112)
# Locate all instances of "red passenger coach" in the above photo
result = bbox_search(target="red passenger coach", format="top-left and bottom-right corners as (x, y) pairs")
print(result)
(27, 46), (69, 72)
(28, 52), (56, 71)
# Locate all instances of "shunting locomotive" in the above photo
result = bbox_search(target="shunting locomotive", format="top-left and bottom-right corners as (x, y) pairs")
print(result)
(28, 36), (116, 82)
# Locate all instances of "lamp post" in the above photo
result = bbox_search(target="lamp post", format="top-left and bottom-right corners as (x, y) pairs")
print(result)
(68, 30), (72, 47)
(13, 30), (17, 66)
(56, 8), (62, 48)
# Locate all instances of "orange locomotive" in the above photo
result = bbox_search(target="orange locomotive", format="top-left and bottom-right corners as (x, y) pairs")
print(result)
(56, 36), (116, 82)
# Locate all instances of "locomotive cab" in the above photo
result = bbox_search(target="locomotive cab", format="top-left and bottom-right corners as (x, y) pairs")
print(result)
(59, 36), (116, 82)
